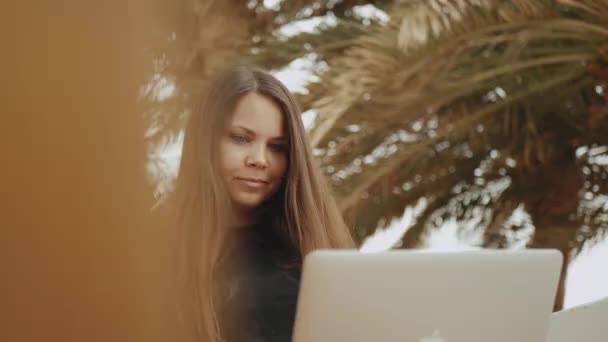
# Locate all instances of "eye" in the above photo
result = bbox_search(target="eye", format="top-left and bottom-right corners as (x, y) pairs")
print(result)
(269, 143), (288, 152)
(230, 134), (250, 144)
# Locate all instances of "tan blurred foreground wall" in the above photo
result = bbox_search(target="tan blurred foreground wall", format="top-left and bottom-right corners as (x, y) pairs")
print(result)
(2, 1), (176, 341)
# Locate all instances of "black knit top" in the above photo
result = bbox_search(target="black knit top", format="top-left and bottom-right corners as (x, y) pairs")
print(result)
(217, 221), (301, 342)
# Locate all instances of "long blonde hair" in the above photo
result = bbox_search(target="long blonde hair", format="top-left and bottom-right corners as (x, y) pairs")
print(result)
(171, 64), (354, 341)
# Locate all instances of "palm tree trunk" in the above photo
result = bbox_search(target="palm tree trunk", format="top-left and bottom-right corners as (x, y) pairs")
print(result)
(523, 161), (582, 312)
(554, 247), (570, 312)
(527, 223), (576, 312)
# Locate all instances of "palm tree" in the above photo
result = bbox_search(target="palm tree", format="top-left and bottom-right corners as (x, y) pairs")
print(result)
(146, 0), (608, 311)
(287, 0), (608, 311)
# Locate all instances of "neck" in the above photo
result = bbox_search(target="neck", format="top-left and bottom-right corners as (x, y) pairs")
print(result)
(227, 205), (257, 229)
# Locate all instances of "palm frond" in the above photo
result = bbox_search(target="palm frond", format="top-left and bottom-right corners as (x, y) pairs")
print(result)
(308, 0), (607, 147)
(315, 22), (602, 149)
(310, 2), (607, 218)
(242, 18), (370, 71)
(305, 17), (404, 146)
(275, 0), (392, 19)
(557, 0), (608, 23)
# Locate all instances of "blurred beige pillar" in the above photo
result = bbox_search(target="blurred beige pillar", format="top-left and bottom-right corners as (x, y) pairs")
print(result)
(1, 1), (174, 341)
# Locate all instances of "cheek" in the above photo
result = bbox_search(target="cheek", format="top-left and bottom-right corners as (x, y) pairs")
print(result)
(271, 154), (288, 178)
(218, 139), (240, 173)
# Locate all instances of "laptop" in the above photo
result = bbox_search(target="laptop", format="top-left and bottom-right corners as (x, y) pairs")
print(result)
(292, 249), (562, 342)
(546, 296), (608, 342)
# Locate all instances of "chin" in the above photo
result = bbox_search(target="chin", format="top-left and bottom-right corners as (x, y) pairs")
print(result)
(235, 201), (263, 211)
(232, 195), (266, 210)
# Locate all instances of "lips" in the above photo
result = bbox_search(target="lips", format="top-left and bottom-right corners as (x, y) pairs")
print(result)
(235, 177), (268, 184)
(234, 177), (269, 190)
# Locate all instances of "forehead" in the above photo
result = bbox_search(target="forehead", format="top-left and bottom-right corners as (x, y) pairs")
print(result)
(229, 92), (286, 138)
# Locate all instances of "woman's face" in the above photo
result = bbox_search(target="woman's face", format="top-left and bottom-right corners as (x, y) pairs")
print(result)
(219, 92), (289, 214)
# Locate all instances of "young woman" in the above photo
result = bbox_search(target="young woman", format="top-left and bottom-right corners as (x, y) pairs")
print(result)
(172, 64), (355, 342)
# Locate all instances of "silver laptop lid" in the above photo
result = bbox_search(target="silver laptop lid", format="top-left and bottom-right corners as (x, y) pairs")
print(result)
(293, 249), (562, 342)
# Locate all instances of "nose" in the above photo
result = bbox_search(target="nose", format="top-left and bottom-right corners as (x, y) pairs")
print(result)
(245, 144), (269, 169)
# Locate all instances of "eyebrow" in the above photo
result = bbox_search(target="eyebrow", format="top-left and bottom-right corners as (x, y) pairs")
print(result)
(233, 125), (288, 142)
